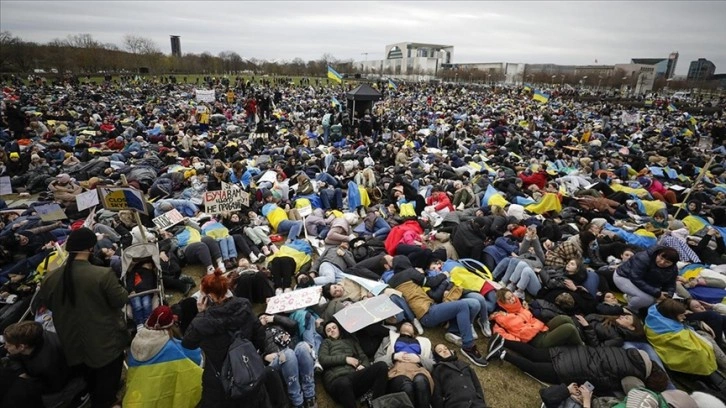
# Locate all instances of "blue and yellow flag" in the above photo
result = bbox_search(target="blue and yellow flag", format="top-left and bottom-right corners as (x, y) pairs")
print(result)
(481, 185), (508, 208)
(523, 83), (533, 92)
(644, 99), (654, 107)
(388, 78), (398, 90)
(532, 90), (550, 104)
(331, 96), (340, 109)
(327, 66), (343, 83)
(667, 103), (677, 112)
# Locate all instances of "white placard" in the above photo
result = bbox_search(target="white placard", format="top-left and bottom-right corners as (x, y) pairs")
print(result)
(195, 89), (215, 103)
(265, 286), (322, 314)
(152, 209), (185, 230)
(203, 183), (250, 214)
(76, 189), (100, 211)
(0, 177), (12, 196)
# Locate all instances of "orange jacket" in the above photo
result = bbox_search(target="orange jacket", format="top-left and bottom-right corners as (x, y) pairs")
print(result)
(491, 297), (547, 342)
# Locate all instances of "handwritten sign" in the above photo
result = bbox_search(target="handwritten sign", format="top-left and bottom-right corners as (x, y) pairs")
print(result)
(342, 274), (389, 296)
(334, 295), (402, 333)
(97, 187), (147, 214)
(76, 189), (100, 211)
(265, 286), (322, 314)
(195, 89), (215, 103)
(0, 177), (12, 196)
(152, 209), (185, 230)
(35, 203), (67, 221)
(204, 182), (249, 214)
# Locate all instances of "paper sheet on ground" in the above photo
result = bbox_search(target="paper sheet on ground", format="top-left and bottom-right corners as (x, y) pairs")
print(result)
(76, 189), (99, 211)
(265, 286), (322, 314)
(334, 295), (402, 333)
(35, 203), (67, 221)
(0, 177), (12, 195)
(341, 273), (389, 296)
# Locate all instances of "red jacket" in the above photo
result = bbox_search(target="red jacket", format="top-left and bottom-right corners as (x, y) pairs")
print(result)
(518, 170), (547, 190)
(491, 297), (547, 342)
(105, 138), (125, 150)
(426, 192), (454, 212)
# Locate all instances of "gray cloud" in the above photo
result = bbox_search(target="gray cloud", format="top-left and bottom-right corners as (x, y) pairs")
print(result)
(1, 1), (724, 75)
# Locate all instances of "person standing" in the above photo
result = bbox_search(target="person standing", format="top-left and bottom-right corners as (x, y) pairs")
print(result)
(38, 227), (129, 408)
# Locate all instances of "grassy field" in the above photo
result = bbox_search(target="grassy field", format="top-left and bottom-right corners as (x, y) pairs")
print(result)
(174, 264), (544, 408)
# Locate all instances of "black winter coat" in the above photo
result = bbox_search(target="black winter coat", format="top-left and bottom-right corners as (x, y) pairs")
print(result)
(550, 346), (648, 392)
(431, 360), (488, 408)
(182, 296), (266, 408)
(616, 246), (677, 297)
(581, 314), (645, 348)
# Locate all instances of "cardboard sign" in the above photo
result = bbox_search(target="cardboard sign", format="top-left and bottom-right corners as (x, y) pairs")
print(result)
(265, 286), (322, 314)
(97, 187), (147, 214)
(153, 209), (185, 230)
(195, 89), (215, 103)
(334, 295), (402, 333)
(76, 189), (100, 211)
(204, 182), (249, 214)
(0, 176), (12, 196)
(341, 273), (389, 296)
(35, 203), (67, 221)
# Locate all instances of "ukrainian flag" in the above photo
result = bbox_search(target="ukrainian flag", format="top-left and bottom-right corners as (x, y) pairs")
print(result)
(331, 96), (340, 109)
(327, 66), (343, 83)
(532, 90), (550, 104)
(481, 185), (508, 208)
(667, 103), (677, 112)
(682, 215), (709, 235)
(388, 78), (398, 90)
(523, 83), (533, 92)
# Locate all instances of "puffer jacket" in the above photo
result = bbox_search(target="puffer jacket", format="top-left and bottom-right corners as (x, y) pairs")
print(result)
(259, 313), (299, 355)
(615, 246), (677, 297)
(388, 256), (447, 319)
(431, 360), (488, 408)
(182, 297), (265, 408)
(490, 297), (547, 342)
(318, 336), (370, 388)
(550, 346), (648, 393)
(581, 314), (645, 347)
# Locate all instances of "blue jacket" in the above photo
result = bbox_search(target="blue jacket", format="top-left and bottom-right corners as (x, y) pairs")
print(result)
(483, 237), (519, 267)
(616, 246), (677, 297)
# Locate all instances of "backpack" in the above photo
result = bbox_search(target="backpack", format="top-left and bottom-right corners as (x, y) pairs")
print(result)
(350, 237), (386, 262)
(210, 331), (266, 399)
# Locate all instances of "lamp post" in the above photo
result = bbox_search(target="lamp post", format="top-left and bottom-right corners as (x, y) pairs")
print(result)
(551, 74), (556, 85)
(560, 74), (565, 86)
(581, 75), (589, 89)
(597, 75), (603, 91)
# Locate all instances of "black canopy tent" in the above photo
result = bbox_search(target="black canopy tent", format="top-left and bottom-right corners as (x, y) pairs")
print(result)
(346, 83), (382, 121)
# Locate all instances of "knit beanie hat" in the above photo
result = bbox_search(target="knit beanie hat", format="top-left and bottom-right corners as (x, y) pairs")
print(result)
(660, 390), (698, 408)
(65, 228), (97, 252)
(56, 173), (71, 184)
(145, 305), (176, 330)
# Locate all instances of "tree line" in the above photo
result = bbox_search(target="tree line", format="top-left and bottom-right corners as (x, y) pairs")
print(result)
(0, 32), (354, 77)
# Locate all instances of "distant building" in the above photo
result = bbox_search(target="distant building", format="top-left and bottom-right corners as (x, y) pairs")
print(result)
(441, 62), (526, 84)
(356, 42), (453, 77)
(170, 35), (181, 57)
(687, 58), (716, 80)
(631, 52), (678, 78)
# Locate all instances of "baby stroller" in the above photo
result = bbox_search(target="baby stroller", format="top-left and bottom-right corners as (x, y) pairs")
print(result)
(120, 242), (165, 329)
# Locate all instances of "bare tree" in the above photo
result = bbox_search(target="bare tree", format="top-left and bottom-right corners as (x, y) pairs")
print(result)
(123, 34), (160, 55)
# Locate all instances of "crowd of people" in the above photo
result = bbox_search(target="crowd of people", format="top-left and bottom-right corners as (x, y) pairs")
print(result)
(1, 73), (726, 408)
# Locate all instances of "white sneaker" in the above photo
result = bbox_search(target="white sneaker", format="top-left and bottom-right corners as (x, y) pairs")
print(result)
(514, 289), (526, 300)
(275, 288), (283, 296)
(217, 261), (226, 273)
(412, 318), (424, 335)
(249, 253), (259, 263)
(471, 325), (479, 340)
(478, 320), (492, 337)
(444, 332), (462, 346)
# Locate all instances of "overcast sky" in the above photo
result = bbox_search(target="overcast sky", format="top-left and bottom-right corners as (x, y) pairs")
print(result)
(1, 1), (724, 75)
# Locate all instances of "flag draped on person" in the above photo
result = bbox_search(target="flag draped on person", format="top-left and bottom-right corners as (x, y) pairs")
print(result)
(388, 78), (398, 90)
(532, 90), (550, 104)
(327, 66), (342, 83)
(667, 103), (677, 112)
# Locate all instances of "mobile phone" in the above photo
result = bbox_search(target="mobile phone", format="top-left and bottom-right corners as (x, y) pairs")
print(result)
(582, 381), (595, 392)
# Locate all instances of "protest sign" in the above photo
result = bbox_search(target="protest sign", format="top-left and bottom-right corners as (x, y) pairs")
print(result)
(97, 187), (147, 214)
(265, 286), (322, 314)
(334, 295), (402, 333)
(76, 189), (99, 211)
(152, 209), (185, 230)
(341, 273), (389, 296)
(35, 203), (67, 222)
(204, 182), (249, 214)
(0, 177), (12, 195)
(195, 89), (215, 103)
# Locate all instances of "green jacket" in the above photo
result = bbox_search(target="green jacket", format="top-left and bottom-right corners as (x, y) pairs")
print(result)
(318, 336), (369, 387)
(39, 259), (130, 368)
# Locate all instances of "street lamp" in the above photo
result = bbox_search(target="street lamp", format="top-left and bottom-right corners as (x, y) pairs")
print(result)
(551, 74), (557, 85)
(560, 74), (565, 86)
(597, 75), (603, 91)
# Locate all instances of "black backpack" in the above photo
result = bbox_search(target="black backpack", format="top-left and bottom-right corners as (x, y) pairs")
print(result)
(351, 237), (386, 262)
(210, 330), (266, 399)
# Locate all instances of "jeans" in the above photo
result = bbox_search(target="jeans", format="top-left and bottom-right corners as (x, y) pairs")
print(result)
(420, 301), (474, 348)
(313, 262), (345, 285)
(270, 343), (316, 406)
(613, 273), (656, 310)
(130, 294), (152, 325)
(509, 263), (542, 296)
(277, 219), (303, 242)
(581, 271), (600, 296)
(353, 217), (391, 239)
(217, 236), (238, 260)
(492, 257), (517, 281)
(462, 292), (489, 325)
(390, 294), (416, 323)
(320, 188), (343, 210)
(316, 172), (340, 188)
(50, 228), (71, 241)
(301, 313), (323, 354)
(244, 226), (271, 246)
